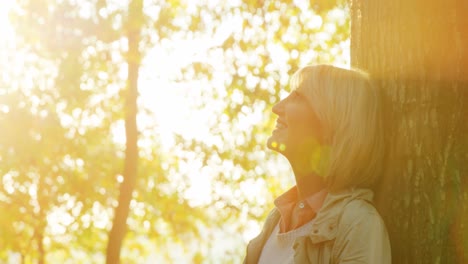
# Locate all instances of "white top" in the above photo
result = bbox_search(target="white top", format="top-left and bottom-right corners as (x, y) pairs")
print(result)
(258, 220), (315, 264)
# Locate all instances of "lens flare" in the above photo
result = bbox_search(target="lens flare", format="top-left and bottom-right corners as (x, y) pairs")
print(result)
(271, 141), (278, 148)
(279, 144), (286, 151)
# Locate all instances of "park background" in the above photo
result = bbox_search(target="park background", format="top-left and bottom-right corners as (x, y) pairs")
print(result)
(0, 0), (467, 263)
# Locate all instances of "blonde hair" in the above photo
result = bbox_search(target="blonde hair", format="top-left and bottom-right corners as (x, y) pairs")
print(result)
(290, 65), (384, 192)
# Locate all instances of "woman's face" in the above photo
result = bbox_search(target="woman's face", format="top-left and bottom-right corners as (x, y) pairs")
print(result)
(267, 86), (325, 158)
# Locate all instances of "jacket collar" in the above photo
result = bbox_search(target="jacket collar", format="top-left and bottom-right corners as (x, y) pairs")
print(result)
(243, 188), (374, 264)
(308, 188), (374, 243)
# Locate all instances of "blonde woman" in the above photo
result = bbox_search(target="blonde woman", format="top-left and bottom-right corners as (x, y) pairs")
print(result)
(244, 65), (391, 263)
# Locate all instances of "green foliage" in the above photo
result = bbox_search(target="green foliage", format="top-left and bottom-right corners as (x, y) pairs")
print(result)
(166, 0), (350, 261)
(176, 0), (350, 211)
(1, 0), (125, 262)
(1, 0), (349, 262)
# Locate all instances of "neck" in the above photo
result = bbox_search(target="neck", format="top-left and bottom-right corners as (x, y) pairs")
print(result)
(284, 145), (328, 200)
(294, 172), (325, 200)
(290, 159), (326, 200)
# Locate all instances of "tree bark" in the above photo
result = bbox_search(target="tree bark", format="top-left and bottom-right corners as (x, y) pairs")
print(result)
(106, 0), (142, 263)
(350, 0), (468, 263)
(37, 230), (44, 264)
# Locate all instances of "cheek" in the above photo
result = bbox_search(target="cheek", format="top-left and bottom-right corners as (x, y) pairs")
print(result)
(288, 114), (323, 141)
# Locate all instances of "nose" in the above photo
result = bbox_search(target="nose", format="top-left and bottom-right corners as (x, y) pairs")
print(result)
(272, 98), (285, 115)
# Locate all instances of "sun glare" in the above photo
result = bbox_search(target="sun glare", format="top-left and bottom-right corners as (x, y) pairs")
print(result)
(0, 2), (13, 34)
(0, 0), (355, 262)
(0, 2), (15, 69)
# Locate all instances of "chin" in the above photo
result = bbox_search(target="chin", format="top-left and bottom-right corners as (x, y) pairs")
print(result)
(267, 135), (287, 153)
(266, 136), (275, 150)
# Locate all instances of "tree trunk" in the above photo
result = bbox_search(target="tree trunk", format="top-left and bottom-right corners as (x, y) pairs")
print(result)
(350, 0), (468, 263)
(106, 0), (142, 263)
(37, 230), (44, 264)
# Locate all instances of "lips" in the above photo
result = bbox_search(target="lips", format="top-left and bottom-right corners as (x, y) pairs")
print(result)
(276, 119), (287, 129)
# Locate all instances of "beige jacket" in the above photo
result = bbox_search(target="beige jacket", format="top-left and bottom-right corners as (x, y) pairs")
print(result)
(244, 189), (391, 264)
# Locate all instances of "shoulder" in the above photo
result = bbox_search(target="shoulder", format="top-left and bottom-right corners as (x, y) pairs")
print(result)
(334, 192), (389, 245)
(310, 189), (379, 242)
(244, 208), (281, 264)
(258, 208), (281, 238)
(264, 208), (281, 225)
(332, 193), (391, 263)
(335, 192), (388, 238)
(323, 188), (383, 229)
(341, 198), (382, 225)
(320, 188), (381, 226)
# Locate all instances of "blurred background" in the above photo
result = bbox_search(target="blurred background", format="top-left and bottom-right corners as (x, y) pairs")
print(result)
(0, 0), (349, 263)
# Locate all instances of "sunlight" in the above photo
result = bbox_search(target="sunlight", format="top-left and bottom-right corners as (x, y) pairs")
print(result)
(2, 172), (16, 195)
(138, 28), (233, 150)
(0, 2), (14, 41)
(0, 2), (15, 88)
(0, 1), (357, 262)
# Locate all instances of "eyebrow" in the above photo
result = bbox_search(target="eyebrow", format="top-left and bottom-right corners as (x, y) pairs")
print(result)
(293, 90), (304, 97)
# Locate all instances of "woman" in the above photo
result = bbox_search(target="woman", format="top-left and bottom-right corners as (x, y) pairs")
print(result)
(244, 65), (391, 263)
